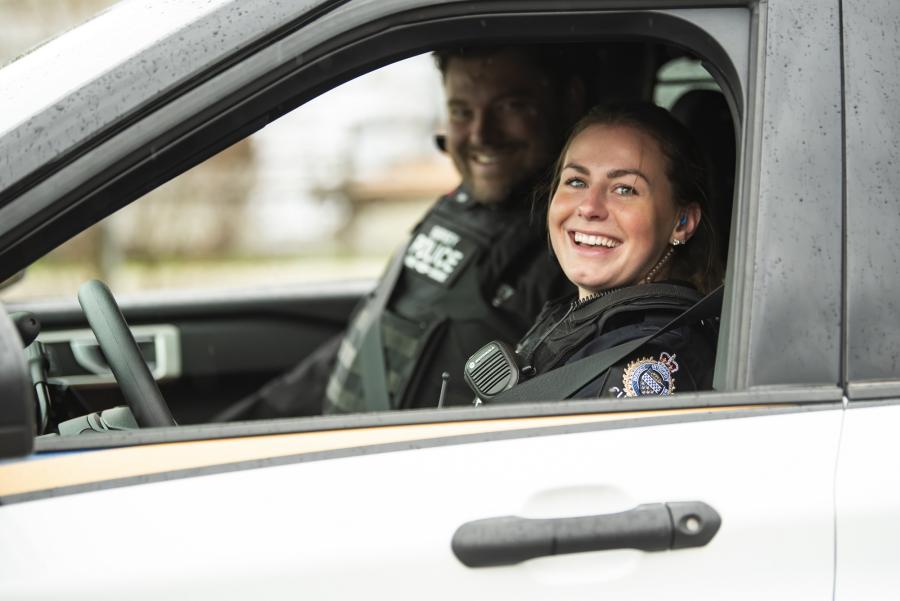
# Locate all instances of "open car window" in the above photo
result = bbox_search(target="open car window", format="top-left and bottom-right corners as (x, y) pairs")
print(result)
(2, 38), (742, 427)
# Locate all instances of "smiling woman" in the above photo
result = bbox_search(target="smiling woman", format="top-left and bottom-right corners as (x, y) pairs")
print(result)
(549, 122), (697, 298)
(466, 103), (723, 401)
(548, 102), (721, 298)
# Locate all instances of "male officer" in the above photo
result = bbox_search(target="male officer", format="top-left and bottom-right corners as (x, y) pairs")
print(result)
(221, 45), (584, 419)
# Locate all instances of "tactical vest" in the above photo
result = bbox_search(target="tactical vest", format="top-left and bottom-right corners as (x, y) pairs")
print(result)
(326, 188), (569, 413)
(513, 283), (716, 398)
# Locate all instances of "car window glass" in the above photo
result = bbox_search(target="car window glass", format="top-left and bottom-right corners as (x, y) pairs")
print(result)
(0, 53), (453, 301)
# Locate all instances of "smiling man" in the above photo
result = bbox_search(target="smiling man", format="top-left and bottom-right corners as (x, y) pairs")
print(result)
(222, 45), (585, 418)
(441, 47), (576, 204)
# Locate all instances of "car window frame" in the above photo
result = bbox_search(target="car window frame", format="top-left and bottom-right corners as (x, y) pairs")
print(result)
(841, 0), (900, 402)
(718, 0), (844, 392)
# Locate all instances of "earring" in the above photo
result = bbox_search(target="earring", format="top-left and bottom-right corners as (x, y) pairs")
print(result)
(670, 238), (684, 246)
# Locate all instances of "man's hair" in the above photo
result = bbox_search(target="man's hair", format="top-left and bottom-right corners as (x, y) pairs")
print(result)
(432, 44), (580, 90)
(548, 102), (725, 294)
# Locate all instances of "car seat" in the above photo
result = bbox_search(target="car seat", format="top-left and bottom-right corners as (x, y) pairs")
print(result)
(670, 89), (736, 267)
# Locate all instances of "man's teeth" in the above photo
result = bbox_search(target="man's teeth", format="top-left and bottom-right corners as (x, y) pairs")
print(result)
(574, 232), (620, 248)
(472, 153), (499, 165)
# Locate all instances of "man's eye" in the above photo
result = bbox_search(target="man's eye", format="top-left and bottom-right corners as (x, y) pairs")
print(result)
(497, 99), (531, 114)
(448, 107), (472, 121)
(613, 184), (637, 196)
(565, 177), (587, 189)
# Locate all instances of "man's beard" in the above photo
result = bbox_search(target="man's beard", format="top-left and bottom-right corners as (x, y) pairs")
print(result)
(463, 162), (554, 209)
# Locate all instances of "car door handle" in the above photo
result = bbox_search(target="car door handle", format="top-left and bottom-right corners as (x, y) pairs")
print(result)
(451, 501), (721, 568)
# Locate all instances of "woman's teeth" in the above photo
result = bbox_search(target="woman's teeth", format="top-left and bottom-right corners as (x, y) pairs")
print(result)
(573, 232), (620, 248)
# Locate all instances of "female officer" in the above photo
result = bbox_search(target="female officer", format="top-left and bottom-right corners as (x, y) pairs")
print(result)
(471, 102), (724, 400)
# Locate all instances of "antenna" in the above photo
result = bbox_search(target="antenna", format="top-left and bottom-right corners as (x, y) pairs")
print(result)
(437, 372), (450, 408)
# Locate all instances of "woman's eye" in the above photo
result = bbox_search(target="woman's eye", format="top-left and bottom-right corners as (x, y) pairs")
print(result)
(564, 177), (587, 189)
(613, 184), (637, 196)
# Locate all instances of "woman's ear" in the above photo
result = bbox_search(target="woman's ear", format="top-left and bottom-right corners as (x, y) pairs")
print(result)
(671, 203), (701, 244)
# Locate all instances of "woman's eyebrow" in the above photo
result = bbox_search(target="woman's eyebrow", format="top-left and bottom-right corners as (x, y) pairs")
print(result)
(608, 168), (650, 184)
(562, 162), (590, 175)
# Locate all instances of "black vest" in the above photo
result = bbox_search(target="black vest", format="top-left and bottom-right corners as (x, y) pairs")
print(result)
(326, 188), (572, 412)
(514, 283), (717, 398)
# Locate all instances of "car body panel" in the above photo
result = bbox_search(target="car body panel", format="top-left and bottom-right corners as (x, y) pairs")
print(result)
(842, 0), (900, 387)
(0, 404), (791, 502)
(0, 408), (842, 600)
(835, 403), (900, 598)
(738, 0), (843, 388)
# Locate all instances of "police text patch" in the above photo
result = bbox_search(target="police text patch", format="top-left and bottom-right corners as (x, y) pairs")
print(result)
(404, 224), (476, 286)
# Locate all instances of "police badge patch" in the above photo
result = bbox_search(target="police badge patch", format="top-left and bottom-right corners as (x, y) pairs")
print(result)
(622, 352), (680, 397)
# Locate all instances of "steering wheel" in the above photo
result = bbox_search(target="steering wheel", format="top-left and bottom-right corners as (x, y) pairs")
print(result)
(77, 280), (176, 427)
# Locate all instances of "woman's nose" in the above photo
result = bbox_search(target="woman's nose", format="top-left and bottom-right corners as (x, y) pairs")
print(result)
(576, 190), (609, 220)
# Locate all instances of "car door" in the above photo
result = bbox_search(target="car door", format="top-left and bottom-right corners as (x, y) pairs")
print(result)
(0, 404), (841, 600)
(834, 1), (900, 598)
(0, 0), (848, 599)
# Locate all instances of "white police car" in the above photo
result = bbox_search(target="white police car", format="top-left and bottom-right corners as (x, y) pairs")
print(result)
(1, 0), (898, 599)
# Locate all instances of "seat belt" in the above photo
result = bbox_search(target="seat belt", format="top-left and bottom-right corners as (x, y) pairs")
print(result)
(356, 239), (410, 411)
(488, 284), (723, 404)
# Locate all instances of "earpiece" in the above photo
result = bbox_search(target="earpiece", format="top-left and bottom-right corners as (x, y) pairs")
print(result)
(679, 214), (687, 226)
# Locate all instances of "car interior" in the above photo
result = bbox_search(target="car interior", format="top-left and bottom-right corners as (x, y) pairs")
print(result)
(4, 32), (739, 436)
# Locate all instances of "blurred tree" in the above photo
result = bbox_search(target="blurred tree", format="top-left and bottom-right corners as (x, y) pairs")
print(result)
(115, 139), (257, 260)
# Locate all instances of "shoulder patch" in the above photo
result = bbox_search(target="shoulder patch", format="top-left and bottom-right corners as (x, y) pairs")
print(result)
(622, 352), (680, 397)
